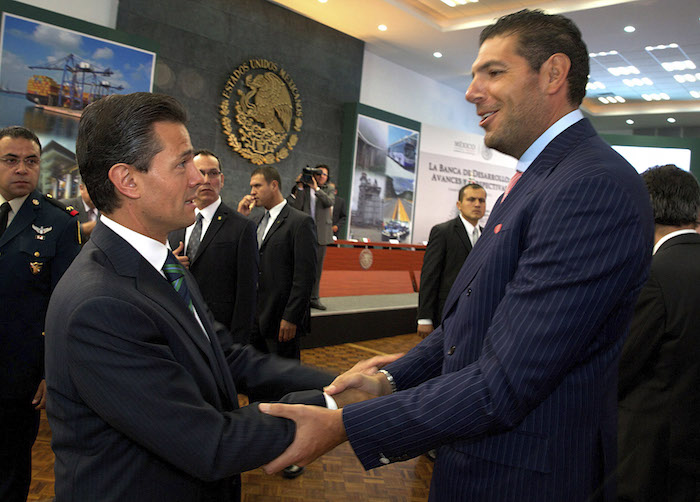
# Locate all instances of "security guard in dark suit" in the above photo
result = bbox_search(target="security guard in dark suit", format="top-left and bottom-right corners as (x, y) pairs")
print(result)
(0, 126), (80, 502)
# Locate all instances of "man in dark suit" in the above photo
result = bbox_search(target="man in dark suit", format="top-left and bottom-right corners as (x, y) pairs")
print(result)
(258, 10), (653, 502)
(43, 93), (376, 502)
(287, 164), (334, 310)
(617, 164), (700, 502)
(417, 183), (486, 338)
(238, 166), (317, 362)
(60, 177), (98, 243)
(168, 149), (257, 345)
(0, 126), (80, 502)
(238, 166), (318, 479)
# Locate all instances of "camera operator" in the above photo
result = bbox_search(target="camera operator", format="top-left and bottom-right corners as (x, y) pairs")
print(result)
(288, 164), (335, 310)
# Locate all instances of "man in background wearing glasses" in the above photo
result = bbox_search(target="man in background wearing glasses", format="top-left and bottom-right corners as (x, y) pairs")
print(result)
(168, 149), (258, 345)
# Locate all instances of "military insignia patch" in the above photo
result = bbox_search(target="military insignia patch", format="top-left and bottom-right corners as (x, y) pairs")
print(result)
(30, 262), (43, 274)
(32, 224), (53, 235)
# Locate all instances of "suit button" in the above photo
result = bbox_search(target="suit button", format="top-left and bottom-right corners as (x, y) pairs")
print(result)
(448, 345), (456, 355)
(466, 288), (472, 296)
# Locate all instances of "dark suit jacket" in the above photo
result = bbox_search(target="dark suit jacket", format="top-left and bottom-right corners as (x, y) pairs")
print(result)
(255, 203), (316, 339)
(418, 217), (479, 323)
(168, 202), (257, 345)
(332, 195), (347, 237)
(45, 222), (332, 502)
(342, 119), (653, 502)
(618, 232), (700, 502)
(0, 190), (79, 400)
(287, 184), (334, 245)
(60, 195), (94, 243)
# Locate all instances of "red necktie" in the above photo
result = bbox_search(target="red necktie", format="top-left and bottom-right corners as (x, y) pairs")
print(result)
(501, 171), (522, 203)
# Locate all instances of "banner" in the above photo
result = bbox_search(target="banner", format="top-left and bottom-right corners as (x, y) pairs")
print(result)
(413, 124), (516, 243)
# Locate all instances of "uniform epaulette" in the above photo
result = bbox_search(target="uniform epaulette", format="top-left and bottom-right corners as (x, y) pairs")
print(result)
(43, 193), (79, 217)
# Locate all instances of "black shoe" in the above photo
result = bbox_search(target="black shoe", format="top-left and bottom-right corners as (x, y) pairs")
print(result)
(310, 301), (327, 310)
(282, 464), (305, 479)
(425, 449), (437, 462)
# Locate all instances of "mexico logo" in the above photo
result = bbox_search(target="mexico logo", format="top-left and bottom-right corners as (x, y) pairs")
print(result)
(220, 59), (303, 165)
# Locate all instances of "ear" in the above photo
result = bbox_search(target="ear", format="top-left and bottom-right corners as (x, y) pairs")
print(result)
(108, 163), (140, 200)
(220, 172), (225, 188)
(540, 53), (571, 96)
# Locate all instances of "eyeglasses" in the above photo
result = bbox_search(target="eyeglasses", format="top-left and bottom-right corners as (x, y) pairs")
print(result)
(0, 156), (40, 168)
(199, 169), (222, 178)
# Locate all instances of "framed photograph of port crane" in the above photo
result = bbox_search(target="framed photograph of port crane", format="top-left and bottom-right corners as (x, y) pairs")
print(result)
(0, 0), (156, 198)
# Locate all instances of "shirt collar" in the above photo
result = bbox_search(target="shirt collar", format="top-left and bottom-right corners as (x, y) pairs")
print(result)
(196, 197), (221, 222)
(458, 213), (478, 235)
(1, 193), (30, 215)
(267, 198), (287, 222)
(100, 215), (170, 272)
(516, 109), (584, 173)
(653, 228), (697, 255)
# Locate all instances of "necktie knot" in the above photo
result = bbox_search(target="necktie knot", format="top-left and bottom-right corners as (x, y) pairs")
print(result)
(501, 170), (523, 203)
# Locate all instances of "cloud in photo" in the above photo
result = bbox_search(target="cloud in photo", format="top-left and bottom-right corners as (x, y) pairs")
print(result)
(92, 47), (113, 60)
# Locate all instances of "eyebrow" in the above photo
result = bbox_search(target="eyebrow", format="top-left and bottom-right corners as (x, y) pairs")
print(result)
(2, 153), (39, 158)
(471, 60), (506, 78)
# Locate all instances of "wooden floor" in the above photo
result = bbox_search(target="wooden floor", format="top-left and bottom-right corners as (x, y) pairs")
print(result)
(28, 333), (433, 501)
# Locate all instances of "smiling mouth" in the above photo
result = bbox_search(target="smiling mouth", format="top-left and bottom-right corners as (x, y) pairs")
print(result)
(479, 110), (497, 127)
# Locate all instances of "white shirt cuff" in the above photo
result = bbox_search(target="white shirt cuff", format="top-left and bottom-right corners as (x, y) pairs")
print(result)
(323, 392), (338, 410)
(417, 319), (433, 325)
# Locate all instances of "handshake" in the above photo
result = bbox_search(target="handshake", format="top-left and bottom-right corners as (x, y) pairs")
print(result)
(258, 353), (402, 474)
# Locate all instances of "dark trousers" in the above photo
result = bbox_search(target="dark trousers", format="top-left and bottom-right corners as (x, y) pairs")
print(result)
(0, 399), (40, 502)
(250, 327), (301, 361)
(311, 243), (326, 302)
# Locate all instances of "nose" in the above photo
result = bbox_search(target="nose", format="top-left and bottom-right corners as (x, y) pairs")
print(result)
(188, 162), (204, 187)
(465, 77), (482, 104)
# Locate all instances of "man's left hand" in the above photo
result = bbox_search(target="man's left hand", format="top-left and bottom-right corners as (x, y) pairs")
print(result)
(278, 320), (297, 342)
(258, 403), (347, 473)
(33, 379), (46, 410)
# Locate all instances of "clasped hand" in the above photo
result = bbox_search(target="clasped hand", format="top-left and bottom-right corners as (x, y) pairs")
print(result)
(258, 353), (403, 473)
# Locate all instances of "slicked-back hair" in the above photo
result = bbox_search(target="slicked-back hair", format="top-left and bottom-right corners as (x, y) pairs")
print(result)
(76, 92), (188, 213)
(0, 125), (42, 153)
(642, 164), (700, 226)
(480, 9), (589, 106)
(251, 165), (282, 192)
(458, 183), (485, 201)
(194, 149), (221, 170)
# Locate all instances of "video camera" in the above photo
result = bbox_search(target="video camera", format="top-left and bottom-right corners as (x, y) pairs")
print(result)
(301, 166), (324, 185)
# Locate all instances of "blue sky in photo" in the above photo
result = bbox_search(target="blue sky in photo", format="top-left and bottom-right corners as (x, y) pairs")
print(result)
(0, 13), (154, 93)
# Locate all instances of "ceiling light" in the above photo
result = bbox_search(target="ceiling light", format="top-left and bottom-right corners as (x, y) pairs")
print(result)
(440, 0), (457, 6)
(377, 24), (387, 31)
(615, 96), (626, 103)
(661, 60), (696, 72)
(626, 119), (635, 125)
(433, 52), (443, 58)
(608, 66), (640, 76)
(624, 26), (635, 33)
(660, 93), (670, 100)
(690, 91), (700, 98)
(642, 94), (653, 101)
(455, 0), (468, 4)
(590, 51), (619, 57)
(318, 0), (327, 3)
(586, 81), (606, 90)
(623, 77), (653, 87)
(598, 97), (610, 104)
(667, 117), (676, 123)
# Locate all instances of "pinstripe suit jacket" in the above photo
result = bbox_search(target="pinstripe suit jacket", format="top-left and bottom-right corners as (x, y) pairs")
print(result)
(343, 119), (653, 502)
(44, 222), (332, 501)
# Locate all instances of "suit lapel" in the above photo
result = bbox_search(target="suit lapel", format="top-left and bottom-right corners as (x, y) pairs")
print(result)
(453, 217), (472, 254)
(0, 192), (38, 247)
(191, 204), (227, 266)
(260, 203), (288, 250)
(92, 223), (231, 399)
(440, 119), (596, 319)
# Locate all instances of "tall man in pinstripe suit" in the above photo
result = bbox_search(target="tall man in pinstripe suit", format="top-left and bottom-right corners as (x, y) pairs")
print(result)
(259, 9), (654, 502)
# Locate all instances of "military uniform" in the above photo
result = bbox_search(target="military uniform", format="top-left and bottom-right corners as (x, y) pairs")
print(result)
(0, 189), (80, 502)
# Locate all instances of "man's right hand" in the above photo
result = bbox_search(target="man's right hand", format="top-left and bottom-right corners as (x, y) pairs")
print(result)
(417, 323), (434, 339)
(324, 353), (403, 399)
(171, 241), (190, 268)
(238, 195), (255, 216)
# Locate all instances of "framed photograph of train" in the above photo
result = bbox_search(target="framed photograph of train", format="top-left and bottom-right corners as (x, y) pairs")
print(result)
(340, 103), (421, 243)
(0, 0), (156, 198)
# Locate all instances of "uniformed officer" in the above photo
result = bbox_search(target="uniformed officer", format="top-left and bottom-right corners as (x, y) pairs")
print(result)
(0, 125), (80, 502)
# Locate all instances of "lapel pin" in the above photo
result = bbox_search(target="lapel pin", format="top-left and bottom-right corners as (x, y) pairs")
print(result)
(494, 224), (502, 234)
(32, 199), (39, 205)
